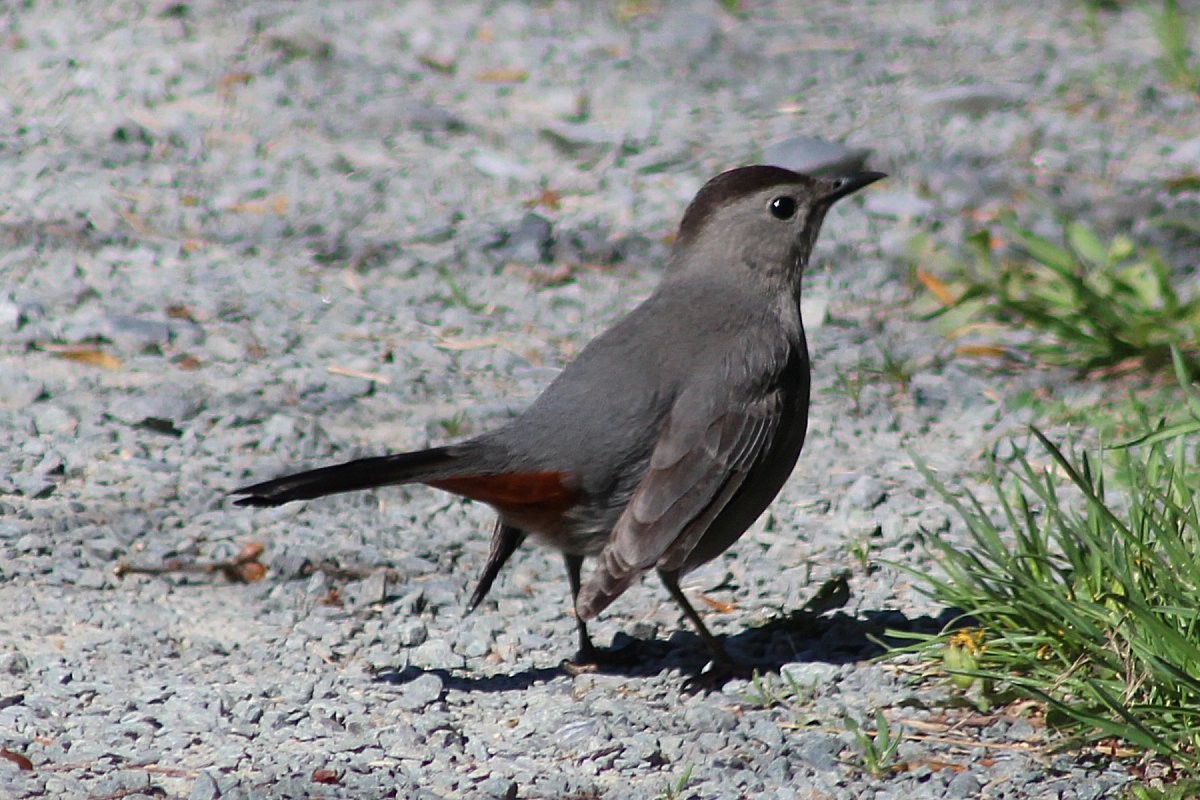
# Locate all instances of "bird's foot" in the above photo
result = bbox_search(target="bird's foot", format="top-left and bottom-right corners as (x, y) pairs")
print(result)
(560, 641), (639, 675)
(681, 658), (757, 693)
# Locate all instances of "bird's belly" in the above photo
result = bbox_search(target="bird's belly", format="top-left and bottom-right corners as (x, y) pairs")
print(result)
(507, 495), (624, 558)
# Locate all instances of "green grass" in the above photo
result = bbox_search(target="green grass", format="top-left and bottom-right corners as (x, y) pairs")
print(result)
(823, 345), (916, 416)
(1152, 0), (1200, 94)
(1077, 1), (1199, 94)
(913, 213), (1200, 378)
(897, 362), (1200, 768)
(1127, 778), (1200, 800)
(844, 711), (904, 777)
(740, 668), (814, 710)
(654, 764), (694, 800)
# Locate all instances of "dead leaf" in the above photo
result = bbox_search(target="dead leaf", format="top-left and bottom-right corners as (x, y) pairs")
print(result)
(228, 561), (267, 583)
(916, 269), (957, 306)
(311, 768), (341, 785)
(475, 67), (528, 83)
(526, 187), (562, 211)
(418, 52), (456, 74)
(117, 207), (153, 236)
(1092, 739), (1139, 758)
(435, 335), (511, 351)
(616, 0), (658, 22)
(899, 760), (964, 773)
(47, 346), (123, 370)
(227, 196), (288, 215)
(954, 344), (1011, 359)
(698, 594), (735, 613)
(218, 71), (253, 95)
(327, 365), (391, 384)
(1165, 174), (1200, 192)
(0, 749), (32, 771)
(166, 304), (197, 321)
(115, 541), (267, 583)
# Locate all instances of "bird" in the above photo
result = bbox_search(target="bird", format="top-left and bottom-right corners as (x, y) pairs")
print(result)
(233, 165), (884, 669)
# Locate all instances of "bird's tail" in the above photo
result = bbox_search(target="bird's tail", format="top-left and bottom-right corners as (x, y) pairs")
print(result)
(232, 447), (462, 507)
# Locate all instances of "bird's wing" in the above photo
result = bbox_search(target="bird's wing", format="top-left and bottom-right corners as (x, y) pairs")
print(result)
(575, 380), (784, 619)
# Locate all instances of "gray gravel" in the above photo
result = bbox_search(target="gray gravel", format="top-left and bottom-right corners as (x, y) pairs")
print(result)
(2, 0), (1196, 797)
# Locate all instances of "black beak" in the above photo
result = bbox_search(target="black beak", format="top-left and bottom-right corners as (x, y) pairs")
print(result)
(823, 171), (887, 204)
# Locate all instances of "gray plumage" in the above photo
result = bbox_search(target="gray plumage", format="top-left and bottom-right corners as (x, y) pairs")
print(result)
(234, 165), (885, 666)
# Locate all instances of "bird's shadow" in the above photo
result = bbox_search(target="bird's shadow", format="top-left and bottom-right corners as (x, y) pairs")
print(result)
(372, 576), (962, 694)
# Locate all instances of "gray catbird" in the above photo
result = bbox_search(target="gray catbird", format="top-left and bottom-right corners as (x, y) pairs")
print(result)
(234, 165), (884, 667)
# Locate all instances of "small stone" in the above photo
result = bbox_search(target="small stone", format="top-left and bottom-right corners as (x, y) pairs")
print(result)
(1169, 135), (1200, 169)
(540, 123), (619, 160)
(864, 190), (935, 219)
(75, 568), (108, 589)
(490, 212), (554, 265)
(554, 718), (602, 751)
(779, 661), (840, 691)
(16, 476), (55, 499)
(345, 570), (391, 609)
(411, 639), (463, 669)
(655, 8), (718, 56)
(408, 103), (468, 133)
(106, 391), (200, 435)
(104, 314), (173, 353)
(395, 673), (444, 711)
(478, 776), (518, 800)
(800, 293), (830, 331)
(842, 475), (887, 511)
(0, 297), (20, 330)
(394, 620), (428, 647)
(946, 771), (983, 798)
(1007, 718), (1036, 741)
(188, 771), (221, 800)
(921, 84), (1022, 115)
(31, 404), (78, 436)
(470, 150), (535, 181)
(0, 368), (44, 409)
(793, 731), (842, 771)
(0, 651), (29, 675)
(679, 561), (728, 592)
(83, 536), (122, 561)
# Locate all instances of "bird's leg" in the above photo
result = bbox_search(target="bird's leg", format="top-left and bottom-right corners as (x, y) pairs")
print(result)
(560, 554), (641, 673)
(658, 569), (734, 667)
(563, 553), (597, 663)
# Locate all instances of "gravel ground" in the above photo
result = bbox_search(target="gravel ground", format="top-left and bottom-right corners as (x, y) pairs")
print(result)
(2, 1), (1198, 797)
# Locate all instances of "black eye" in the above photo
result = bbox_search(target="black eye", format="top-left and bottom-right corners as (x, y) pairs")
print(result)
(769, 196), (796, 220)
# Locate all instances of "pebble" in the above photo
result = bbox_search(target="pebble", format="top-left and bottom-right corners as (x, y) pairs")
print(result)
(864, 190), (936, 219)
(920, 84), (1023, 115)
(395, 673), (444, 710)
(0, 369), (43, 409)
(411, 638), (464, 669)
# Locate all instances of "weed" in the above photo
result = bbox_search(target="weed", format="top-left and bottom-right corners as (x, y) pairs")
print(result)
(439, 410), (469, 438)
(915, 213), (1200, 377)
(1152, 0), (1200, 94)
(740, 668), (813, 710)
(654, 764), (694, 800)
(844, 711), (903, 777)
(435, 265), (487, 313)
(899, 365), (1200, 767)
